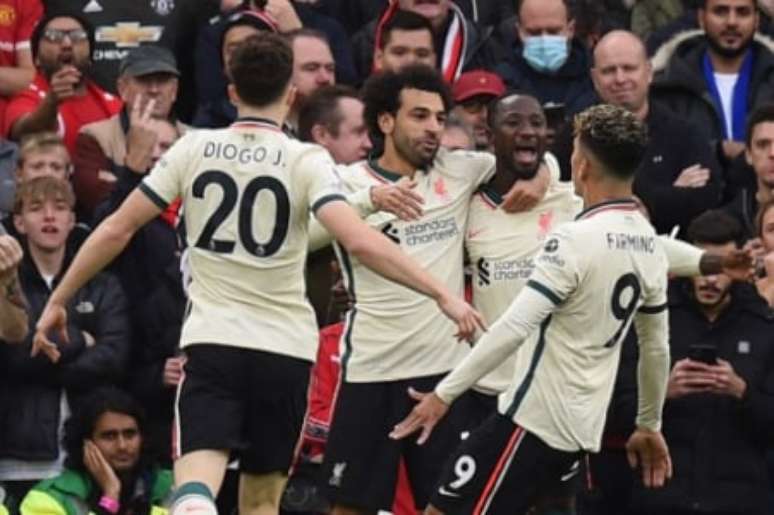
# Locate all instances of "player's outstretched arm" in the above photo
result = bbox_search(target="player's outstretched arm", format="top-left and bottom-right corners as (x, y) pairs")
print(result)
(628, 307), (672, 488)
(390, 286), (556, 444)
(315, 200), (484, 341)
(308, 181), (425, 253)
(659, 236), (755, 281)
(32, 190), (163, 362)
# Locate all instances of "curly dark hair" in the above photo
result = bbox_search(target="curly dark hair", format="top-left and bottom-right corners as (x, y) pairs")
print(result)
(63, 387), (148, 472)
(230, 32), (293, 108)
(573, 104), (649, 180)
(362, 65), (453, 138)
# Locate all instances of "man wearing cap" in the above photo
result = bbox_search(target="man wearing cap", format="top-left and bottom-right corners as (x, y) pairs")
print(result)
(2, 13), (122, 153)
(72, 45), (184, 220)
(451, 69), (505, 152)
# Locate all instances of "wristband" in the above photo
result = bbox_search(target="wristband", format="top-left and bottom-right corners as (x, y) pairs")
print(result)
(99, 495), (120, 514)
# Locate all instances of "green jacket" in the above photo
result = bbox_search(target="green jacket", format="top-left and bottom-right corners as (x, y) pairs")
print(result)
(20, 468), (173, 515)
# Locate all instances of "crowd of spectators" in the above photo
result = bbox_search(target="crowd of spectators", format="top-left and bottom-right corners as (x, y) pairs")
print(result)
(0, 0), (773, 514)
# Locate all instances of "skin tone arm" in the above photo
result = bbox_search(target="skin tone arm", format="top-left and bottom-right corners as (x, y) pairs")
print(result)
(0, 235), (29, 343)
(10, 66), (81, 141)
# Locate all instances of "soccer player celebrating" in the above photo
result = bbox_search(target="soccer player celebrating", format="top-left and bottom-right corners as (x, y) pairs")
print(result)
(391, 104), (674, 514)
(31, 33), (484, 515)
(317, 65), (501, 515)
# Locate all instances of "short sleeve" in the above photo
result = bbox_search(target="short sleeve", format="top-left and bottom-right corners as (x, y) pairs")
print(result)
(525, 227), (581, 306)
(296, 148), (346, 214)
(16, 0), (44, 50)
(139, 131), (194, 208)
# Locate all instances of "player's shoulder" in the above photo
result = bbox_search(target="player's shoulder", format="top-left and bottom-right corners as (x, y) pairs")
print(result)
(434, 148), (495, 179)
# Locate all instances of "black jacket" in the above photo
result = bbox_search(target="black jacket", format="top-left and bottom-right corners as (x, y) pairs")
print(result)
(551, 102), (722, 235)
(631, 281), (774, 514)
(493, 35), (596, 116)
(651, 30), (774, 147)
(94, 166), (186, 464)
(0, 252), (130, 460)
(724, 184), (759, 240)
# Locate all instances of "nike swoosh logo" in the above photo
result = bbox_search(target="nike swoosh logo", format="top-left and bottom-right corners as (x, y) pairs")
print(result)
(559, 467), (580, 483)
(438, 486), (461, 498)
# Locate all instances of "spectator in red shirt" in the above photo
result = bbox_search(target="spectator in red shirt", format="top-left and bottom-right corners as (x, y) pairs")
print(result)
(0, 0), (43, 130)
(3, 13), (121, 154)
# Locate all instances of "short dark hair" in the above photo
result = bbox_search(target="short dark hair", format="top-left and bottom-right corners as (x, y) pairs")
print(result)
(30, 12), (95, 60)
(230, 32), (293, 108)
(699, 0), (755, 9)
(516, 0), (574, 22)
(486, 90), (534, 129)
(573, 104), (648, 180)
(63, 387), (147, 472)
(298, 85), (361, 142)
(284, 28), (330, 48)
(378, 10), (435, 49)
(687, 209), (744, 247)
(362, 65), (453, 137)
(745, 103), (774, 147)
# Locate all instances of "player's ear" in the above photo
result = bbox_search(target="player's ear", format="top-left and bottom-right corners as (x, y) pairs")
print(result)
(378, 112), (395, 136)
(285, 84), (297, 109)
(227, 83), (239, 107)
(311, 123), (329, 145)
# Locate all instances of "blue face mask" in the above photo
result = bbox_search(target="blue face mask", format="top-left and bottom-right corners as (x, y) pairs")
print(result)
(522, 35), (569, 73)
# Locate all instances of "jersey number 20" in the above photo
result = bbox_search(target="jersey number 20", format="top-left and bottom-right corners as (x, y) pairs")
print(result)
(604, 273), (641, 348)
(192, 170), (290, 257)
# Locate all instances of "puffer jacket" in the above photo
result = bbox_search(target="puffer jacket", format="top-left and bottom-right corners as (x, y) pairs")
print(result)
(651, 30), (774, 145)
(0, 252), (130, 461)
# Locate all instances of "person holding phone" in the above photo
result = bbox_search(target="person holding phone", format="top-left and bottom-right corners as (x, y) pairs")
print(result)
(630, 209), (774, 515)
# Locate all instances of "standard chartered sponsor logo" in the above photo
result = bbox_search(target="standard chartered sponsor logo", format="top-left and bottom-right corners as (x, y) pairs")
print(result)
(404, 216), (459, 246)
(477, 257), (534, 286)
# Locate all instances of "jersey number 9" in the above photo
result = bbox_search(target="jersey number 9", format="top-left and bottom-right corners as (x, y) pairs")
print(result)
(604, 273), (641, 348)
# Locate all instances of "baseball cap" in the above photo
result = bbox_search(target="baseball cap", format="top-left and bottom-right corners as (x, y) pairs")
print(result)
(119, 45), (180, 78)
(452, 70), (506, 103)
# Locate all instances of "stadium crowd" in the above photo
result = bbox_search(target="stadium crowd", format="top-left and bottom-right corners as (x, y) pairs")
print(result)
(0, 0), (773, 514)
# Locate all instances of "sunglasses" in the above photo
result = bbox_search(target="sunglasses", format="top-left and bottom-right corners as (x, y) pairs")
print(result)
(42, 28), (89, 44)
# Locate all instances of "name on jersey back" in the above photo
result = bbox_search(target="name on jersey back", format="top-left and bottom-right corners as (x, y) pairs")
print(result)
(606, 233), (656, 253)
(204, 141), (284, 166)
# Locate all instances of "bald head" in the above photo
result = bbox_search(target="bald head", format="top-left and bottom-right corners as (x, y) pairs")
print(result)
(517, 0), (573, 38)
(591, 30), (652, 118)
(594, 30), (647, 64)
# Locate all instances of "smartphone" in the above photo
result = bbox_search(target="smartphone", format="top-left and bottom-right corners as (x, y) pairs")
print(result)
(688, 343), (717, 364)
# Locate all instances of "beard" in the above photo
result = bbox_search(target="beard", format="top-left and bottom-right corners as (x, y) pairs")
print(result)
(393, 130), (438, 169)
(706, 31), (753, 59)
(39, 55), (91, 83)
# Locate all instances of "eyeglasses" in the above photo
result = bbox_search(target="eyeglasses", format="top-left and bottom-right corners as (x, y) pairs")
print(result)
(42, 28), (89, 44)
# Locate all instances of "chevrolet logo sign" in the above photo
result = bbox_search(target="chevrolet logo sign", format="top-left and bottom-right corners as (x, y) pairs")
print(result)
(95, 22), (163, 48)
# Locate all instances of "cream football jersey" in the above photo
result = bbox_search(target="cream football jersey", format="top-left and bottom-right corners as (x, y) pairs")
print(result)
(334, 149), (495, 382)
(140, 118), (345, 361)
(437, 198), (670, 452)
(467, 161), (582, 394)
